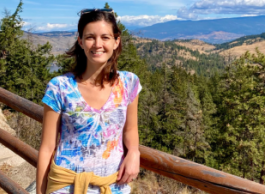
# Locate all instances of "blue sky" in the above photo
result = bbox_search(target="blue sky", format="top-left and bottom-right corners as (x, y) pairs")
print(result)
(1, 0), (265, 32)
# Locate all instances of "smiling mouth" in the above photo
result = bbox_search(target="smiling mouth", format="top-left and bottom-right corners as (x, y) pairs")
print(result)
(91, 51), (105, 55)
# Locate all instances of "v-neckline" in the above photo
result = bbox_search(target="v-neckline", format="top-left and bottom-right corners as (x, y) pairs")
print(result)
(73, 76), (115, 113)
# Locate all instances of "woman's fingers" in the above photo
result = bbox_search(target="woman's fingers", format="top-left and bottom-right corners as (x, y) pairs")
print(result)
(116, 152), (140, 184)
(117, 172), (129, 184)
(118, 172), (138, 184)
(117, 164), (124, 181)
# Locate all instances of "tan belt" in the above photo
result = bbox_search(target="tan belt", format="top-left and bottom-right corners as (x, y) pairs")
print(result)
(46, 159), (118, 194)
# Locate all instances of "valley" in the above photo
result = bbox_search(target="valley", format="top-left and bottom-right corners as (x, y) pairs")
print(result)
(25, 30), (265, 76)
(26, 30), (265, 60)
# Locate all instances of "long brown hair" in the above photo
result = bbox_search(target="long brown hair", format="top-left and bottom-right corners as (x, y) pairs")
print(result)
(66, 11), (122, 88)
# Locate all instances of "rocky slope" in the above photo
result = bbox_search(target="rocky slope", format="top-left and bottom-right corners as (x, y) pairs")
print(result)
(0, 109), (36, 194)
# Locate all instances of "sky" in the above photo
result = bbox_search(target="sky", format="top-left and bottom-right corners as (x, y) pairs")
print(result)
(1, 0), (265, 32)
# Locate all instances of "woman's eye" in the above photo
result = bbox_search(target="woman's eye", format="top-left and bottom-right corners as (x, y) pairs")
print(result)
(102, 37), (110, 40)
(86, 37), (94, 40)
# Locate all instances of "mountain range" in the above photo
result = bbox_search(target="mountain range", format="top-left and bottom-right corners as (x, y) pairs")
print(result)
(24, 15), (265, 57)
(29, 15), (265, 44)
(132, 15), (265, 44)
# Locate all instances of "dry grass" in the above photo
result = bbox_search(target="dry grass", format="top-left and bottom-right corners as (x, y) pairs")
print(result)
(22, 32), (76, 56)
(0, 109), (15, 135)
(133, 37), (153, 44)
(131, 170), (207, 194)
(176, 49), (198, 61)
(219, 40), (265, 58)
(3, 109), (42, 150)
(175, 40), (215, 54)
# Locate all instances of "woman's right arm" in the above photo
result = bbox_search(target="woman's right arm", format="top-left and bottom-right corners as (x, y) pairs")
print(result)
(36, 104), (60, 194)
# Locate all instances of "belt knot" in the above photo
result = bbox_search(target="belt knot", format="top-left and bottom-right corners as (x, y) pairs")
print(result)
(74, 172), (94, 194)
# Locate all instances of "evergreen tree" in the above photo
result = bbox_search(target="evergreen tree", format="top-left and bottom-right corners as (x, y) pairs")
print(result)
(212, 50), (265, 182)
(104, 2), (110, 9)
(147, 63), (183, 153)
(0, 0), (55, 103)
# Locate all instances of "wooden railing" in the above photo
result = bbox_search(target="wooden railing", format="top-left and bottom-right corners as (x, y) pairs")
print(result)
(0, 87), (265, 194)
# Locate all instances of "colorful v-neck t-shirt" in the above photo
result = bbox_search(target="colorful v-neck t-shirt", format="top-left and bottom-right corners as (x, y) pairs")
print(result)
(42, 71), (142, 194)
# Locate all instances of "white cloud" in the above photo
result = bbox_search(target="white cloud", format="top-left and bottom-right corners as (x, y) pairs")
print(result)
(16, 21), (31, 28)
(240, 14), (258, 17)
(117, 15), (180, 26)
(177, 7), (198, 20)
(22, 21), (31, 26)
(47, 23), (68, 28)
(36, 23), (75, 31)
(177, 0), (265, 19)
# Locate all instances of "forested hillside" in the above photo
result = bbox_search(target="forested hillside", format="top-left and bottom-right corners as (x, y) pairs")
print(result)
(214, 32), (265, 58)
(135, 40), (226, 76)
(1, 1), (265, 189)
(215, 32), (265, 50)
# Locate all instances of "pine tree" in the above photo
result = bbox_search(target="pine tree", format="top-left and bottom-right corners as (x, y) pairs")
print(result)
(104, 2), (110, 9)
(0, 1), (55, 103)
(213, 50), (265, 181)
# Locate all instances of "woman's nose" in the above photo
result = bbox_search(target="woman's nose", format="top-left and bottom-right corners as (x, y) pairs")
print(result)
(94, 37), (103, 48)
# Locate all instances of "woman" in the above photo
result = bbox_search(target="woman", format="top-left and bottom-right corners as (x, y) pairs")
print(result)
(37, 9), (142, 194)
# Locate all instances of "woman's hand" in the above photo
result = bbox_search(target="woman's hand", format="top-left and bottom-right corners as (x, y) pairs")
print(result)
(117, 94), (140, 184)
(116, 149), (140, 184)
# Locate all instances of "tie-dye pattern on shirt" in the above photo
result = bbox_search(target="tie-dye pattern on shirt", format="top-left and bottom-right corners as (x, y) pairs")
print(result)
(42, 71), (142, 194)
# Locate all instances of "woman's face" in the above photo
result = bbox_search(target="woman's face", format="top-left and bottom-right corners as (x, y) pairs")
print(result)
(78, 20), (120, 67)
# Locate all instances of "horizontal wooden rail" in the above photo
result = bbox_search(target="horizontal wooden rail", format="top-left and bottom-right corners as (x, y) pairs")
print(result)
(0, 170), (28, 194)
(140, 146), (265, 194)
(0, 128), (36, 194)
(0, 128), (38, 167)
(0, 87), (43, 123)
(0, 86), (265, 194)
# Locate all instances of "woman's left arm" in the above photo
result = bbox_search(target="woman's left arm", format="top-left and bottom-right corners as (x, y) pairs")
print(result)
(117, 95), (140, 184)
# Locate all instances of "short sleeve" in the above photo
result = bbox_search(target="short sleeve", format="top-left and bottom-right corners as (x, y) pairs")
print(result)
(42, 77), (62, 113)
(128, 73), (142, 104)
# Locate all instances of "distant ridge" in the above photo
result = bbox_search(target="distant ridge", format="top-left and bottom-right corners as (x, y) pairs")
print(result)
(133, 15), (265, 44)
(214, 32), (265, 50)
(33, 31), (77, 37)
